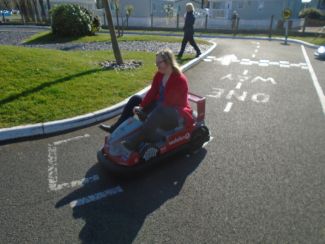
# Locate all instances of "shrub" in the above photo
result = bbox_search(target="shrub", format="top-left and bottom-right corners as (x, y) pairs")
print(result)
(51, 4), (100, 37)
(299, 8), (324, 19)
(92, 16), (101, 33)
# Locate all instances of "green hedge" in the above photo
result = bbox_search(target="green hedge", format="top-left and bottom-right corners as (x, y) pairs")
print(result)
(299, 8), (324, 19)
(51, 4), (100, 37)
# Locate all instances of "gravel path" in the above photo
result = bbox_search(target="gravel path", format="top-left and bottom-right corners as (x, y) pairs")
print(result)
(0, 30), (210, 54)
(22, 41), (210, 54)
(0, 30), (37, 45)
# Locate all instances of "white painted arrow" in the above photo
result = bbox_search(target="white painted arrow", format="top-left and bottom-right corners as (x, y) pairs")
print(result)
(216, 54), (239, 66)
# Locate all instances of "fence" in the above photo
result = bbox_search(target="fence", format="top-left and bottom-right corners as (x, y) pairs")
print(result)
(97, 10), (308, 36)
(1, 5), (323, 36)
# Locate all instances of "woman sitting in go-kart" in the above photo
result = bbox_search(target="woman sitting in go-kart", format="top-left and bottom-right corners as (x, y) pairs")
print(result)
(100, 48), (194, 150)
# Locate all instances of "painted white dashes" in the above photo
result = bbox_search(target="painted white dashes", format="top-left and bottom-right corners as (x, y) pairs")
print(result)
(203, 55), (308, 70)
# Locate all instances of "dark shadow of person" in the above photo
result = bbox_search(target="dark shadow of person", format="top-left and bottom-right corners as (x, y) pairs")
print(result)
(56, 149), (207, 244)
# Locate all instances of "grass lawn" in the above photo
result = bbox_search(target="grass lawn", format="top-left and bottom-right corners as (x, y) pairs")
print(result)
(292, 36), (325, 46)
(23, 31), (210, 45)
(0, 45), (194, 128)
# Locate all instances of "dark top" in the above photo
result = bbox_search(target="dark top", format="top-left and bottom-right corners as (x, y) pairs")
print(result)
(158, 81), (165, 103)
(183, 11), (195, 36)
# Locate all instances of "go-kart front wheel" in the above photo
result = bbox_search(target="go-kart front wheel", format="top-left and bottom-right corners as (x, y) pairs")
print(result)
(188, 126), (210, 152)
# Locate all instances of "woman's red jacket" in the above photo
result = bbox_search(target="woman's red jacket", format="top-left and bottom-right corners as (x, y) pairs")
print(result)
(140, 71), (194, 128)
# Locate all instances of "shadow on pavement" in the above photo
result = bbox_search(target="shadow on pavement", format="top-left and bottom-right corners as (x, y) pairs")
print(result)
(56, 148), (207, 243)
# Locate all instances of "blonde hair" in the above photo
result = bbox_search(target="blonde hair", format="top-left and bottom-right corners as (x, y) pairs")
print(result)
(186, 3), (195, 12)
(156, 48), (182, 74)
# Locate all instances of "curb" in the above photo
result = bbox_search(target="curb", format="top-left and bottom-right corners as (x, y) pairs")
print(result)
(124, 31), (320, 49)
(0, 41), (217, 142)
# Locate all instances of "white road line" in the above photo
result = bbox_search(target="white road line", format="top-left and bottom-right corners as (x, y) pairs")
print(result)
(224, 102), (233, 112)
(252, 54), (256, 58)
(54, 134), (90, 146)
(203, 136), (214, 148)
(243, 70), (248, 75)
(48, 133), (97, 192)
(236, 82), (242, 89)
(254, 49), (258, 53)
(301, 45), (325, 115)
(48, 144), (58, 191)
(55, 175), (100, 191)
(258, 63), (269, 67)
(279, 61), (289, 64)
(270, 61), (279, 65)
(70, 186), (123, 208)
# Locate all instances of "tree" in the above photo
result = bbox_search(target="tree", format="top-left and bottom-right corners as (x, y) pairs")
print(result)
(163, 3), (174, 24)
(31, 0), (41, 23)
(113, 0), (121, 37)
(125, 4), (134, 27)
(38, 0), (47, 22)
(0, 0), (12, 9)
(102, 0), (123, 65)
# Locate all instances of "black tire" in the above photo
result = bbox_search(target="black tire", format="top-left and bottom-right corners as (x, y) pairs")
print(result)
(188, 126), (210, 152)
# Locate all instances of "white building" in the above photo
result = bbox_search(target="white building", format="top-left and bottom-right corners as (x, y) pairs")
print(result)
(49, 0), (306, 30)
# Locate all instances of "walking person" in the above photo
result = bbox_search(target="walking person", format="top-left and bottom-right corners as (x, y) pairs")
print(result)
(231, 11), (239, 34)
(177, 3), (201, 59)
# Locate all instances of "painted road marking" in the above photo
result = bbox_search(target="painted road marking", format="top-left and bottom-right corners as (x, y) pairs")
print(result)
(224, 102), (233, 112)
(215, 54), (239, 65)
(301, 45), (325, 115)
(53, 134), (90, 146)
(236, 82), (242, 89)
(207, 56), (308, 70)
(70, 186), (123, 208)
(208, 70), (273, 113)
(203, 136), (214, 148)
(203, 58), (212, 62)
(48, 134), (99, 192)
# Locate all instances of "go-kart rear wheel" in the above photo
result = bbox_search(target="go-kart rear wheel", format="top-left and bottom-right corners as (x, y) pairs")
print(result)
(189, 126), (210, 152)
(139, 144), (160, 162)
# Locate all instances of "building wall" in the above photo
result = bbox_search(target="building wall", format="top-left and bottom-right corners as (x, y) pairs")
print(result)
(209, 0), (305, 20)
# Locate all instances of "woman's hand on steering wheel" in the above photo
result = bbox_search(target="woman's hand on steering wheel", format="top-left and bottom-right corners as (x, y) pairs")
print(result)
(133, 106), (142, 115)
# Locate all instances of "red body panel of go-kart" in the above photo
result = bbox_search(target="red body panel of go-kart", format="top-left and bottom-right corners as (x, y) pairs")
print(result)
(97, 92), (210, 174)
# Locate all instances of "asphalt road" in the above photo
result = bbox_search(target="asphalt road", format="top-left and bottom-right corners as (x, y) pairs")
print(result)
(0, 38), (324, 243)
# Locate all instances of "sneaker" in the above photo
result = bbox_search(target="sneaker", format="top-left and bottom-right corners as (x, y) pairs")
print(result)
(99, 124), (114, 133)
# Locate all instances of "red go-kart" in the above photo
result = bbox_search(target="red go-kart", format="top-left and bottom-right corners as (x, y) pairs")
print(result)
(97, 93), (210, 175)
